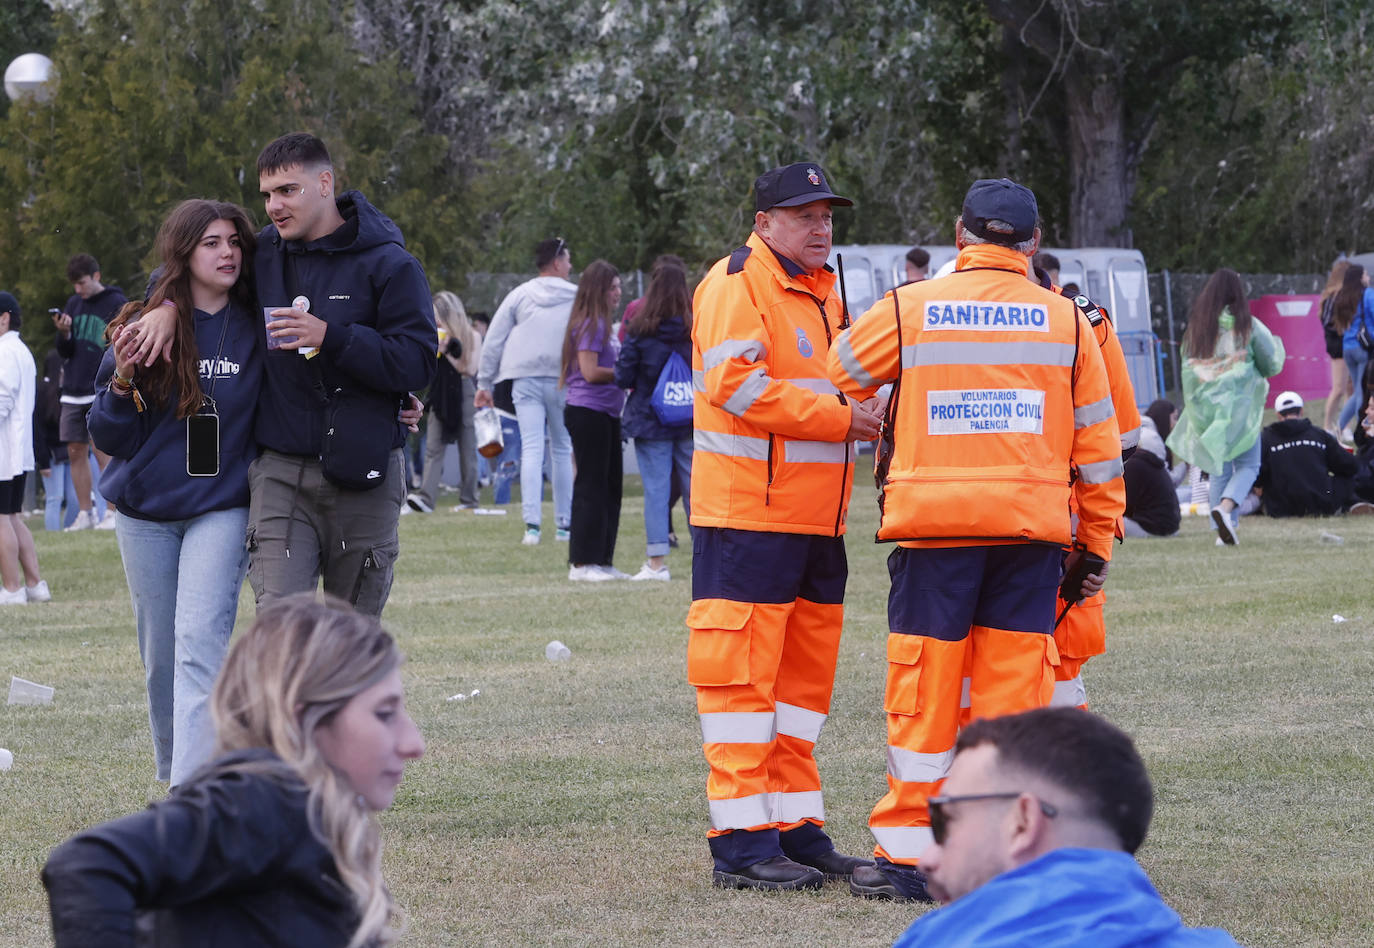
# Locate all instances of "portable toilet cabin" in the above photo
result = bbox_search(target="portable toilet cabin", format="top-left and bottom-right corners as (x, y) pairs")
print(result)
(1040, 247), (1157, 410)
(828, 244), (957, 319)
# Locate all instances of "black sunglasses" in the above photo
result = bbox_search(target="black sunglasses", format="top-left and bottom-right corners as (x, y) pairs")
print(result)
(927, 792), (1059, 845)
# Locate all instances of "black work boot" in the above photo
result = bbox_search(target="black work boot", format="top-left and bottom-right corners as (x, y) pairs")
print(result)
(793, 848), (875, 882)
(712, 856), (824, 891)
(849, 859), (935, 902)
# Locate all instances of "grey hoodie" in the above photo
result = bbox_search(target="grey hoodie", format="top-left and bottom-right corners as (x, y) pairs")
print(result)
(478, 275), (578, 389)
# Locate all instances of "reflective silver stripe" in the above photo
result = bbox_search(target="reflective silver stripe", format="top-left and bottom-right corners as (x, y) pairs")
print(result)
(1078, 456), (1124, 484)
(777, 789), (825, 824)
(784, 440), (848, 464)
(871, 825), (935, 861)
(904, 341), (1077, 369)
(835, 334), (880, 389)
(1050, 676), (1088, 708)
(709, 792), (774, 831)
(887, 745), (956, 784)
(776, 702), (826, 743)
(723, 368), (772, 417)
(703, 338), (767, 371)
(695, 430), (768, 460)
(1074, 395), (1115, 429)
(693, 369), (706, 392)
(1119, 425), (1141, 450)
(960, 676), (971, 710)
(700, 711), (776, 744)
(786, 376), (840, 396)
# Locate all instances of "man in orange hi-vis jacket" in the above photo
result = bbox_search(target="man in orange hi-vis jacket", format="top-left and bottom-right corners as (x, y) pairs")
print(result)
(826, 178), (1125, 902)
(688, 162), (883, 892)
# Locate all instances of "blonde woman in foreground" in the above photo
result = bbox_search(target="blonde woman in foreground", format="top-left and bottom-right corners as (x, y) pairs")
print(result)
(42, 594), (425, 947)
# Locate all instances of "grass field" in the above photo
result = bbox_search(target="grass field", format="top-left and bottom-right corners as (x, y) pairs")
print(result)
(2, 475), (1373, 947)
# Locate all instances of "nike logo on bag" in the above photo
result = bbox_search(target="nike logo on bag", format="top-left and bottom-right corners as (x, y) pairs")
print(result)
(366, 470), (382, 479)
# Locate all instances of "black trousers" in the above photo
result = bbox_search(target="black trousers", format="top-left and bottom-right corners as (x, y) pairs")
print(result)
(564, 405), (622, 566)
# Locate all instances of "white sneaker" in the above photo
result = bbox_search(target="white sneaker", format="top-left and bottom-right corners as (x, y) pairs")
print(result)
(0, 585), (27, 605)
(569, 564), (613, 582)
(94, 514), (117, 530)
(64, 509), (94, 532)
(522, 527), (541, 546)
(630, 562), (671, 581)
(600, 566), (631, 580)
(406, 493), (433, 513)
(25, 580), (51, 603)
(1210, 507), (1238, 546)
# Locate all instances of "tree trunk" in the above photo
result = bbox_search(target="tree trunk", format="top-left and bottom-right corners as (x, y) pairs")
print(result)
(1063, 61), (1132, 247)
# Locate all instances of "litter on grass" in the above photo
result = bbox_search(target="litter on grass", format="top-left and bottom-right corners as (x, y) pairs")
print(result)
(8, 676), (54, 706)
(1333, 615), (1348, 623)
(446, 689), (482, 702)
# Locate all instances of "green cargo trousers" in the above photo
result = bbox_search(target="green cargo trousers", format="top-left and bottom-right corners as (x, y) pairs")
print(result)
(246, 448), (404, 616)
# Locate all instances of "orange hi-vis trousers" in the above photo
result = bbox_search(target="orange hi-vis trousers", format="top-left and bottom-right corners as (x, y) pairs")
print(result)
(686, 527), (848, 872)
(870, 544), (1061, 867)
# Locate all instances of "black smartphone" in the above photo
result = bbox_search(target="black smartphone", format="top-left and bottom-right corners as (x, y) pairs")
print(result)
(1059, 550), (1106, 604)
(186, 413), (220, 477)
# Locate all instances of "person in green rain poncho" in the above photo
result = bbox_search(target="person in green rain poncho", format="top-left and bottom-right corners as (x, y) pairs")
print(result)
(1167, 268), (1285, 545)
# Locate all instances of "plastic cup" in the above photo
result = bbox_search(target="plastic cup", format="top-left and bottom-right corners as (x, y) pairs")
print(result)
(545, 640), (571, 662)
(263, 307), (298, 350)
(8, 676), (54, 706)
(0, 748), (11, 770)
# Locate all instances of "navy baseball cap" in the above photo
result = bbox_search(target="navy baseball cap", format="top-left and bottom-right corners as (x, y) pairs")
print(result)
(961, 178), (1038, 244)
(0, 292), (19, 322)
(754, 162), (853, 212)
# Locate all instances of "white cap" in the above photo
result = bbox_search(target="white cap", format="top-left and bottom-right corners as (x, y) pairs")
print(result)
(1275, 391), (1303, 413)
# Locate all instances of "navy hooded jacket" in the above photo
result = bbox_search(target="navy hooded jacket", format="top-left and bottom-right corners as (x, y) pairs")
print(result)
(253, 190), (434, 456)
(613, 314), (692, 440)
(57, 285), (127, 399)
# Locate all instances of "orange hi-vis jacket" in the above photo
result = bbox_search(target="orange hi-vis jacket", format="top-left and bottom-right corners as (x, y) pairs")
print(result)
(690, 232), (857, 536)
(1068, 292), (1141, 459)
(827, 243), (1125, 560)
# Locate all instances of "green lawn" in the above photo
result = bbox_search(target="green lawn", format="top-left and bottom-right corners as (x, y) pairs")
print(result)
(2, 478), (1372, 947)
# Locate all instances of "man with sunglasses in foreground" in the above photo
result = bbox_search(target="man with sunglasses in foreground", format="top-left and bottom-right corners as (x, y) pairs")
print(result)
(893, 707), (1241, 947)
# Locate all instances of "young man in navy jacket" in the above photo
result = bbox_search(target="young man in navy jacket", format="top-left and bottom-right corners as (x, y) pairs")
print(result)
(247, 133), (435, 615)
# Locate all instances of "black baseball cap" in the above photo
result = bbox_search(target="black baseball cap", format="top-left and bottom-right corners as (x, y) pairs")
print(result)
(0, 292), (19, 324)
(961, 178), (1038, 244)
(754, 162), (852, 212)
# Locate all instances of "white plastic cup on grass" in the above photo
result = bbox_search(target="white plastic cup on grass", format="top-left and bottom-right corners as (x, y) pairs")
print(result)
(545, 640), (571, 662)
(0, 748), (12, 770)
(7, 676), (53, 705)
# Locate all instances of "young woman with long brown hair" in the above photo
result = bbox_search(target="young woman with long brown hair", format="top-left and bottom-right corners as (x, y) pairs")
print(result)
(560, 260), (625, 580)
(86, 198), (264, 786)
(1330, 263), (1374, 440)
(44, 594), (426, 947)
(614, 261), (693, 580)
(1319, 260), (1352, 434)
(1166, 268), (1285, 544)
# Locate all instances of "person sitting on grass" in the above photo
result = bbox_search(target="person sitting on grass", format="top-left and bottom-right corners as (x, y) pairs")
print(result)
(42, 594), (426, 948)
(894, 707), (1241, 948)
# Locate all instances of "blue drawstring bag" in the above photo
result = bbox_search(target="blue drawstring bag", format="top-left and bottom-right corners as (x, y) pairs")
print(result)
(649, 351), (693, 426)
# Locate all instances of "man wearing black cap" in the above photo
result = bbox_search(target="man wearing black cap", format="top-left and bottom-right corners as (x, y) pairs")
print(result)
(686, 162), (882, 891)
(827, 177), (1125, 901)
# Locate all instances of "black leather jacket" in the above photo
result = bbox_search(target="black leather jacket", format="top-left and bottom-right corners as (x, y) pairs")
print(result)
(43, 749), (358, 947)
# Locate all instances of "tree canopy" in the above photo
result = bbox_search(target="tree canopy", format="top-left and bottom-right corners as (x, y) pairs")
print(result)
(2, 0), (1371, 360)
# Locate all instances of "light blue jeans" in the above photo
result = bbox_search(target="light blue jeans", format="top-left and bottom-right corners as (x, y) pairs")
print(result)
(1208, 436), (1262, 511)
(634, 436), (693, 558)
(512, 376), (572, 529)
(1339, 345), (1370, 432)
(116, 507), (249, 785)
(42, 462), (76, 531)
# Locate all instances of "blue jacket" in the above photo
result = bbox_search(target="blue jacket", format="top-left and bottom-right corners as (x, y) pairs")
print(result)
(253, 190), (434, 456)
(1342, 288), (1374, 355)
(613, 314), (692, 440)
(894, 849), (1243, 948)
(88, 301), (262, 521)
